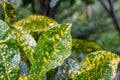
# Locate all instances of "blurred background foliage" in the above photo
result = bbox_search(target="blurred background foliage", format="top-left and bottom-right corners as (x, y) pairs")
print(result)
(2, 0), (120, 55)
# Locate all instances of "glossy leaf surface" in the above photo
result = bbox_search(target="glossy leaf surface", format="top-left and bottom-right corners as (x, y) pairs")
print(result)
(14, 15), (58, 35)
(0, 20), (11, 39)
(72, 39), (102, 53)
(13, 27), (36, 64)
(30, 24), (72, 79)
(0, 40), (20, 80)
(77, 51), (120, 80)
(0, 19), (20, 80)
(0, 2), (17, 25)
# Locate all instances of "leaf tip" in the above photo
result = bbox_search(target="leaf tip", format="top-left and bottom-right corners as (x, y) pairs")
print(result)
(66, 23), (72, 28)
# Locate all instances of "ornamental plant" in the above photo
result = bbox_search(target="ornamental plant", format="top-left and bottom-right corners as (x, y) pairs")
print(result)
(0, 1), (120, 80)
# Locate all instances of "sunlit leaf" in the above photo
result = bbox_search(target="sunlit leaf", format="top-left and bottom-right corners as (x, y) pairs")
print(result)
(13, 27), (36, 64)
(72, 39), (102, 53)
(14, 15), (58, 35)
(77, 51), (120, 80)
(0, 1), (17, 26)
(30, 23), (72, 79)
(0, 40), (20, 80)
(18, 76), (28, 80)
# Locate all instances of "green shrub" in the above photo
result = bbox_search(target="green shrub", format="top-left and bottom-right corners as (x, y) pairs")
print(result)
(0, 1), (120, 80)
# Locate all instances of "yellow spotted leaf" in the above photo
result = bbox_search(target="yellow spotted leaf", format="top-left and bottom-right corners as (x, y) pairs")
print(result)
(13, 27), (36, 64)
(72, 39), (102, 53)
(14, 15), (58, 36)
(0, 20), (20, 79)
(0, 1), (17, 26)
(30, 23), (72, 79)
(0, 39), (20, 80)
(77, 51), (120, 80)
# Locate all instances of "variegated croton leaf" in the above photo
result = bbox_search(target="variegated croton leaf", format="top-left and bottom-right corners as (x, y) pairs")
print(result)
(0, 20), (20, 80)
(0, 40), (20, 80)
(13, 27), (36, 65)
(30, 23), (72, 79)
(77, 51), (120, 80)
(14, 15), (58, 36)
(0, 1), (17, 26)
(72, 39), (102, 53)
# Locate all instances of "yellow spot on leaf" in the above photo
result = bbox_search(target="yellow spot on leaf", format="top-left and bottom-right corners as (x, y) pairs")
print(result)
(0, 40), (6, 43)
(56, 34), (61, 40)
(53, 44), (57, 49)
(46, 52), (49, 56)
(4, 45), (8, 48)
(51, 37), (55, 42)
(2, 3), (6, 9)
(43, 57), (47, 63)
(49, 23), (54, 26)
(19, 77), (28, 80)
(55, 49), (60, 52)
(87, 48), (92, 52)
(0, 45), (2, 48)
(86, 57), (89, 63)
(61, 31), (64, 36)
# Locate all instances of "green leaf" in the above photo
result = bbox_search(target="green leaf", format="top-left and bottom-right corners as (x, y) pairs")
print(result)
(0, 20), (15, 41)
(0, 4), (4, 20)
(30, 23), (72, 79)
(0, 2), (17, 26)
(72, 39), (102, 53)
(46, 58), (79, 80)
(0, 40), (20, 80)
(0, 20), (20, 79)
(77, 51), (120, 80)
(14, 15), (58, 35)
(13, 28), (36, 64)
(0, 20), (10, 39)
